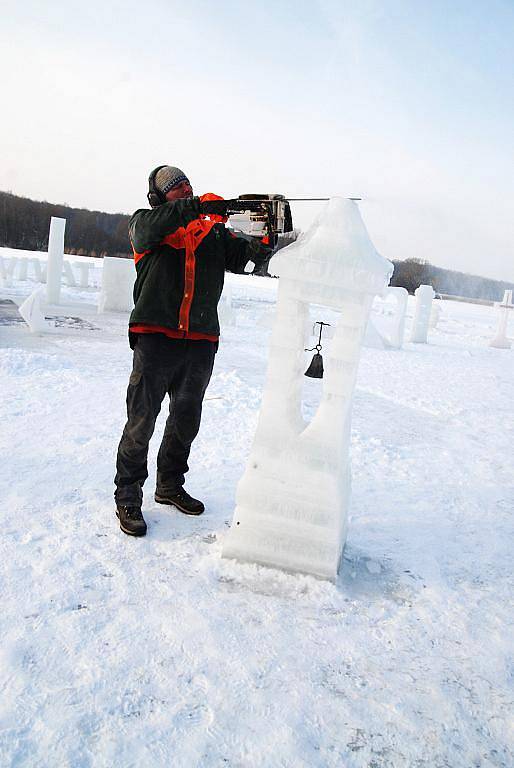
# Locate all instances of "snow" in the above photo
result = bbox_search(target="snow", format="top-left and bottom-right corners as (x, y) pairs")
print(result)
(1, 264), (513, 767)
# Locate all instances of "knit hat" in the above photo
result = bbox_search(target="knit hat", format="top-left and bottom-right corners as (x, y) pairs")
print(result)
(154, 166), (190, 196)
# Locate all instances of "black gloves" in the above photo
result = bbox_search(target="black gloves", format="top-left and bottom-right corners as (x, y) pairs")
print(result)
(247, 239), (273, 267)
(199, 199), (230, 217)
(251, 245), (273, 276)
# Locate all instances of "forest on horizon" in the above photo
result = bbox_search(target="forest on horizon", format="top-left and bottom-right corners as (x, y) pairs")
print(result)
(0, 190), (131, 259)
(1, 190), (512, 302)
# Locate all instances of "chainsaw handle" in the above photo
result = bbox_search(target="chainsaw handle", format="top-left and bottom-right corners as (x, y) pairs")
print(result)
(225, 199), (267, 214)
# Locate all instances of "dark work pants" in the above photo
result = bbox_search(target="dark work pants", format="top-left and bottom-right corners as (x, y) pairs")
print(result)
(114, 334), (216, 505)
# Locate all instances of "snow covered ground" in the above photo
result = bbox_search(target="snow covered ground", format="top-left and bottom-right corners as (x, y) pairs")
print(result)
(0, 269), (513, 767)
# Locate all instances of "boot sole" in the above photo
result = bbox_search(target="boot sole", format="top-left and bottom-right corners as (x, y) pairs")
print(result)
(154, 495), (204, 515)
(116, 512), (147, 537)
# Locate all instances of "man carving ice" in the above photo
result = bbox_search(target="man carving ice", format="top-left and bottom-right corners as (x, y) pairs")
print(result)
(114, 165), (271, 537)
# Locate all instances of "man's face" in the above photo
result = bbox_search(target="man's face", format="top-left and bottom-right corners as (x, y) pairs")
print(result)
(165, 180), (193, 201)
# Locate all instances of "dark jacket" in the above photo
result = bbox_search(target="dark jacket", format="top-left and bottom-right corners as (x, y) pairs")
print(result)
(128, 197), (268, 346)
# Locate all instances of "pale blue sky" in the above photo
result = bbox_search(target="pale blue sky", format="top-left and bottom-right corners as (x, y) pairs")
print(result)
(1, 0), (513, 280)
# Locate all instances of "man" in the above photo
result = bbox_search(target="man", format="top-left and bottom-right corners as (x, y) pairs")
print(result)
(114, 165), (270, 537)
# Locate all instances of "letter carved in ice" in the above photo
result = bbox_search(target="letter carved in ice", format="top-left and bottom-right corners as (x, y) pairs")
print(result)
(222, 199), (393, 580)
(409, 284), (435, 343)
(382, 286), (408, 348)
(489, 289), (514, 349)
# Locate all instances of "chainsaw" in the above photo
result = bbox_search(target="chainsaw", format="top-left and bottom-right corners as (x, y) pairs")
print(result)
(225, 194), (362, 252)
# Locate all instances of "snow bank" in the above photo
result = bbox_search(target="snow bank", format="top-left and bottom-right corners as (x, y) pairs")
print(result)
(0, 260), (512, 767)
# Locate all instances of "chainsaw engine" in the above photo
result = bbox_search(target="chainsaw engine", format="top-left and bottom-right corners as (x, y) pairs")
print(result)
(227, 194), (294, 240)
(226, 194), (297, 275)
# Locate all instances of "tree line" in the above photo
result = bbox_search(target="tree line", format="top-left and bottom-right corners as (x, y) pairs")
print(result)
(0, 191), (131, 258)
(390, 258), (514, 302)
(1, 190), (512, 301)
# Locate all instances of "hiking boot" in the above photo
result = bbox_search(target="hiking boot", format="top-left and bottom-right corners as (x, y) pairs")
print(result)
(154, 488), (205, 515)
(116, 504), (147, 537)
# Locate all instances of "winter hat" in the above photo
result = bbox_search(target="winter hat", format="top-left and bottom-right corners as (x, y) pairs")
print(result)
(154, 166), (190, 196)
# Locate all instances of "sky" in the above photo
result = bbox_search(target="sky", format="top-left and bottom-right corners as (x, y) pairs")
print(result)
(1, 0), (513, 281)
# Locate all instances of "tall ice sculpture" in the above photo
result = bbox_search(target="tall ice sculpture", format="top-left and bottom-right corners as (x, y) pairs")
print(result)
(46, 216), (66, 305)
(489, 289), (513, 349)
(409, 284), (435, 343)
(222, 199), (393, 580)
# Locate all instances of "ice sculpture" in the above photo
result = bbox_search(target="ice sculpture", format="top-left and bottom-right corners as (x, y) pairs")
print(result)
(222, 199), (393, 580)
(363, 287), (408, 350)
(9, 257), (45, 284)
(46, 217), (66, 304)
(77, 262), (91, 289)
(429, 298), (442, 329)
(98, 256), (135, 313)
(1, 256), (18, 287)
(29, 258), (43, 283)
(383, 287), (408, 348)
(63, 260), (76, 287)
(218, 283), (236, 328)
(18, 258), (28, 282)
(489, 290), (513, 349)
(363, 316), (390, 349)
(18, 287), (53, 333)
(409, 284), (435, 343)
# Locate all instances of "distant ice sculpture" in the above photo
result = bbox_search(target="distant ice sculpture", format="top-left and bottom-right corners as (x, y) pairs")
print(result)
(383, 287), (408, 348)
(409, 284), (435, 343)
(26, 257), (44, 283)
(18, 287), (53, 333)
(363, 316), (390, 349)
(363, 287), (408, 350)
(1, 256), (19, 287)
(77, 262), (91, 289)
(29, 258), (43, 283)
(63, 260), (76, 287)
(18, 258), (28, 282)
(429, 297), (442, 329)
(218, 283), (236, 328)
(98, 257), (135, 313)
(222, 198), (393, 580)
(489, 289), (513, 349)
(46, 217), (66, 305)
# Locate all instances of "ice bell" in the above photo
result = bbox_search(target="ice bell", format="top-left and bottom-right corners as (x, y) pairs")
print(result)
(304, 321), (330, 378)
